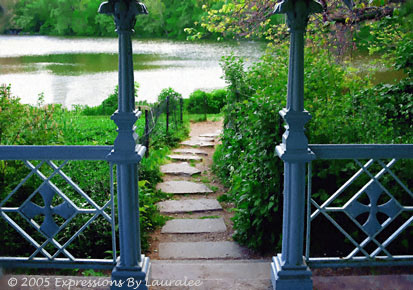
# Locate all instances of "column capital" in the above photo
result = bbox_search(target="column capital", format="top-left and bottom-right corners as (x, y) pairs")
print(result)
(273, 0), (322, 31)
(276, 109), (315, 162)
(99, 0), (148, 32)
(106, 110), (146, 163)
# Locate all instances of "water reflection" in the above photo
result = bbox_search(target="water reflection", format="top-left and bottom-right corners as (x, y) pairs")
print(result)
(0, 35), (265, 106)
(0, 54), (172, 75)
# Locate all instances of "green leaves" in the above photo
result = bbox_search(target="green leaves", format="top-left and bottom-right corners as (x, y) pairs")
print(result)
(185, 89), (226, 114)
(13, 0), (117, 36)
(0, 83), (188, 257)
(213, 41), (412, 253)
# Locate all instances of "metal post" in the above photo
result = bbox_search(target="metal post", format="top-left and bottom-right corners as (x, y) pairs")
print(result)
(99, 1), (149, 289)
(166, 95), (170, 134)
(271, 1), (321, 290)
(144, 109), (149, 157)
(203, 93), (207, 121)
(180, 98), (183, 123)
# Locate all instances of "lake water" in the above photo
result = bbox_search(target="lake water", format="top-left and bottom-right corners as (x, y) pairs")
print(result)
(0, 35), (265, 107)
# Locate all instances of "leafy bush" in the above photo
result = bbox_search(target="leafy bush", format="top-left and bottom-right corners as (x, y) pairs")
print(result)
(214, 44), (413, 253)
(0, 84), (188, 259)
(0, 85), (62, 145)
(157, 87), (182, 103)
(186, 89), (227, 114)
(186, 90), (208, 114)
(157, 87), (182, 115)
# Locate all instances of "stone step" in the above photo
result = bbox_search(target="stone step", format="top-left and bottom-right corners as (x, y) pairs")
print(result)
(160, 162), (201, 176)
(156, 181), (213, 195)
(150, 260), (270, 290)
(200, 131), (221, 138)
(198, 137), (215, 142)
(161, 218), (227, 234)
(167, 154), (202, 161)
(180, 140), (215, 147)
(158, 241), (247, 259)
(173, 148), (208, 156)
(157, 198), (222, 213)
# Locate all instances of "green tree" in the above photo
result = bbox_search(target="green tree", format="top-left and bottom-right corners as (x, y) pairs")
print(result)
(136, 0), (204, 38)
(187, 0), (407, 49)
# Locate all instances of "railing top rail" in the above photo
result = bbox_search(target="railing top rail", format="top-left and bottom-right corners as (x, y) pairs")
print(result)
(0, 145), (113, 160)
(309, 144), (413, 160)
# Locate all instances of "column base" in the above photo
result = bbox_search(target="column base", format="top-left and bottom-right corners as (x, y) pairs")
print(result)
(271, 254), (312, 290)
(111, 255), (150, 290)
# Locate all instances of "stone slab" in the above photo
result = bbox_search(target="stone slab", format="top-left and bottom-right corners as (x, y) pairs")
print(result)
(159, 241), (246, 259)
(180, 140), (215, 147)
(197, 137), (215, 142)
(160, 162), (201, 176)
(161, 218), (227, 234)
(150, 260), (271, 290)
(200, 131), (221, 138)
(156, 181), (213, 194)
(167, 154), (202, 161)
(173, 148), (208, 156)
(157, 198), (222, 213)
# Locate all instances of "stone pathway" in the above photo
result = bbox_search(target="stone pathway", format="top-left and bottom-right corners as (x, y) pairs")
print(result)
(156, 181), (213, 195)
(150, 121), (263, 289)
(159, 162), (201, 176)
(1, 121), (411, 290)
(149, 121), (413, 289)
(161, 218), (227, 234)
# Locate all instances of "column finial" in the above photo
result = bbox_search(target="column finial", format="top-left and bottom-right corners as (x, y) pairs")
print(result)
(99, 0), (148, 32)
(274, 0), (322, 31)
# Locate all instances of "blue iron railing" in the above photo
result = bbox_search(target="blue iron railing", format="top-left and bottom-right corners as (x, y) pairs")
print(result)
(0, 145), (122, 269)
(271, 1), (412, 289)
(139, 94), (184, 155)
(1, 1), (151, 288)
(306, 144), (413, 268)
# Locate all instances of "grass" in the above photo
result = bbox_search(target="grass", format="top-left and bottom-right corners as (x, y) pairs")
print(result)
(210, 185), (219, 192)
(199, 215), (220, 219)
(185, 113), (223, 122)
(199, 176), (211, 183)
(0, 92), (190, 272)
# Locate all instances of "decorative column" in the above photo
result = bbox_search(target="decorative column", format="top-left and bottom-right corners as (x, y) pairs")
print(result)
(272, 1), (322, 290)
(99, 1), (149, 289)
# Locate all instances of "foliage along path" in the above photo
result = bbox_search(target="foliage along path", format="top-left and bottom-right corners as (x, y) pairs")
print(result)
(148, 120), (271, 289)
(145, 121), (413, 290)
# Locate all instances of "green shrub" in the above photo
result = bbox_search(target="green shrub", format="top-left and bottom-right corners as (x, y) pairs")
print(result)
(157, 87), (182, 103)
(209, 89), (227, 113)
(186, 89), (227, 114)
(0, 84), (188, 258)
(156, 87), (182, 118)
(186, 89), (208, 114)
(214, 44), (413, 253)
(0, 85), (63, 145)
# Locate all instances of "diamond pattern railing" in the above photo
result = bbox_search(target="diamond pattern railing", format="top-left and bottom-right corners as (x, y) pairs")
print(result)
(0, 145), (118, 269)
(305, 144), (413, 268)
